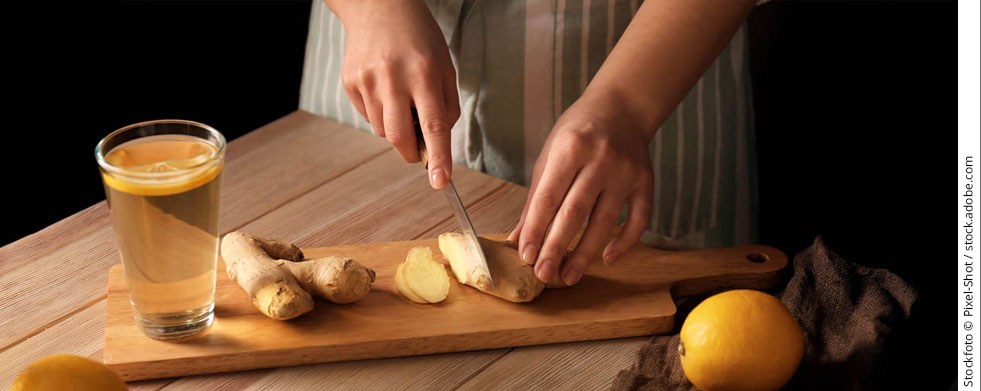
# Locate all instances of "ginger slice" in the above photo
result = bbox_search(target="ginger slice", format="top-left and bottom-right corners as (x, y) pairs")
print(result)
(395, 262), (428, 304)
(397, 247), (450, 304)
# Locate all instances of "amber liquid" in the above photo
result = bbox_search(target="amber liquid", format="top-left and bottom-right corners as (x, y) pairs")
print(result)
(103, 134), (221, 338)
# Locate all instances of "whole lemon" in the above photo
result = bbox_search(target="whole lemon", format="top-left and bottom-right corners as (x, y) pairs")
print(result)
(679, 289), (804, 391)
(12, 354), (127, 391)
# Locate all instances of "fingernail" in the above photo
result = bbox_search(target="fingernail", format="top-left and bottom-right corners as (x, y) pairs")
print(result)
(604, 251), (621, 265)
(521, 244), (539, 265)
(430, 168), (447, 189)
(562, 265), (582, 286)
(535, 259), (554, 282)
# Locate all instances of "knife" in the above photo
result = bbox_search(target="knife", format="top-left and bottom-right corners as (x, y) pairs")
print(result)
(413, 110), (495, 289)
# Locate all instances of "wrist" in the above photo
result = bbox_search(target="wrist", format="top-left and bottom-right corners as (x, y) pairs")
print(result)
(579, 84), (662, 143)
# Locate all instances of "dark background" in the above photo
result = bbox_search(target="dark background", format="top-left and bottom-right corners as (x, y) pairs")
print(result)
(747, 2), (953, 389)
(0, 1), (954, 388)
(0, 0), (311, 246)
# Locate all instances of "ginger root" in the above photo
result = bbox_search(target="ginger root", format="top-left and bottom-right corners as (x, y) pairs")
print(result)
(221, 232), (376, 320)
(394, 247), (450, 304)
(438, 233), (545, 303)
(282, 256), (375, 304)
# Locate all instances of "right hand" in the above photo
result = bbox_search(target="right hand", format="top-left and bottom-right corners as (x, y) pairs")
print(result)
(335, 0), (460, 189)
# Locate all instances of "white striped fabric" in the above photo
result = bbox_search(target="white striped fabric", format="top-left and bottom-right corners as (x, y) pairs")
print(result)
(300, 0), (758, 249)
(300, 0), (368, 133)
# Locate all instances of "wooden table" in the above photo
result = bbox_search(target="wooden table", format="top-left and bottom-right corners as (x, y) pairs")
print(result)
(0, 111), (646, 390)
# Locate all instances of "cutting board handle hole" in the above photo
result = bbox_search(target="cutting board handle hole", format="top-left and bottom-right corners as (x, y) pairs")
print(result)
(746, 252), (769, 263)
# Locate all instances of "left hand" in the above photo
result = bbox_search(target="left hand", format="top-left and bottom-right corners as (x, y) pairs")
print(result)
(508, 91), (654, 286)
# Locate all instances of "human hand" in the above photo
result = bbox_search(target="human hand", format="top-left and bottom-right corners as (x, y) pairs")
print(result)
(334, 0), (459, 189)
(508, 92), (654, 286)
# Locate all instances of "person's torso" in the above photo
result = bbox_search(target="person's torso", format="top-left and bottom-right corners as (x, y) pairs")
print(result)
(300, 0), (757, 249)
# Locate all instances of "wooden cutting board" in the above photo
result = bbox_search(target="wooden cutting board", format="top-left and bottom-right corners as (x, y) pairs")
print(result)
(103, 234), (787, 381)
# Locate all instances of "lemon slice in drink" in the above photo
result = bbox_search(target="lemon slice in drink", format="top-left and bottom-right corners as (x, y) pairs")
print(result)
(102, 163), (221, 196)
(101, 139), (221, 196)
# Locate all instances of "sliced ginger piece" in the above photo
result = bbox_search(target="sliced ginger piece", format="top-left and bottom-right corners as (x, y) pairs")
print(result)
(438, 233), (545, 303)
(398, 247), (450, 304)
(395, 262), (428, 303)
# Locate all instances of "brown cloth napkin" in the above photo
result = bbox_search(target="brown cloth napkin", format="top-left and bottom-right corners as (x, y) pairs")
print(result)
(610, 237), (918, 391)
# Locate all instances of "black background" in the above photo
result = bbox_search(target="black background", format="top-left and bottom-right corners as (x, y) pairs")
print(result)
(748, 2), (952, 389)
(0, 0), (310, 245)
(0, 1), (955, 388)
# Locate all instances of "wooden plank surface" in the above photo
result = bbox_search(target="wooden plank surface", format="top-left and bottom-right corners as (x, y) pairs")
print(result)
(0, 110), (735, 390)
(455, 338), (647, 391)
(164, 350), (509, 391)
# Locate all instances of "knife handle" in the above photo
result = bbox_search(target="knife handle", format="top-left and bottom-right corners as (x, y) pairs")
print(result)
(411, 108), (429, 168)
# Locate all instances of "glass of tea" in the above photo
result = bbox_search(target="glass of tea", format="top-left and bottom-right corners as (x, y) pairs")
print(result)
(95, 120), (225, 340)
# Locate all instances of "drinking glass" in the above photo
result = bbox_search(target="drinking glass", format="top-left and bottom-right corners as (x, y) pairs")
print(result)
(96, 120), (225, 340)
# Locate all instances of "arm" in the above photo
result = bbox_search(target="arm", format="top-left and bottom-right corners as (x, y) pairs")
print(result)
(324, 0), (459, 189)
(510, 0), (756, 286)
(590, 0), (755, 136)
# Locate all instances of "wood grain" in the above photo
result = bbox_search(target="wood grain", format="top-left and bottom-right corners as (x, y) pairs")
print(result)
(0, 203), (108, 276)
(215, 111), (389, 233)
(240, 151), (509, 248)
(455, 338), (648, 391)
(103, 234), (787, 381)
(208, 350), (507, 391)
(0, 302), (106, 387)
(417, 183), (528, 240)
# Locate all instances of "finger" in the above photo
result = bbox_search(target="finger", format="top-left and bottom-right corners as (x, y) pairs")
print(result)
(413, 85), (452, 189)
(518, 156), (580, 282)
(346, 85), (369, 123)
(603, 174), (653, 264)
(382, 96), (419, 163)
(342, 71), (370, 123)
(345, 67), (383, 136)
(536, 169), (602, 284)
(561, 190), (624, 286)
(442, 65), (461, 124)
(363, 90), (385, 137)
(508, 152), (548, 249)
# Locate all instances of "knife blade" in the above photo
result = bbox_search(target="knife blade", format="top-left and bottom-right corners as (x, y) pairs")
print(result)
(413, 110), (495, 289)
